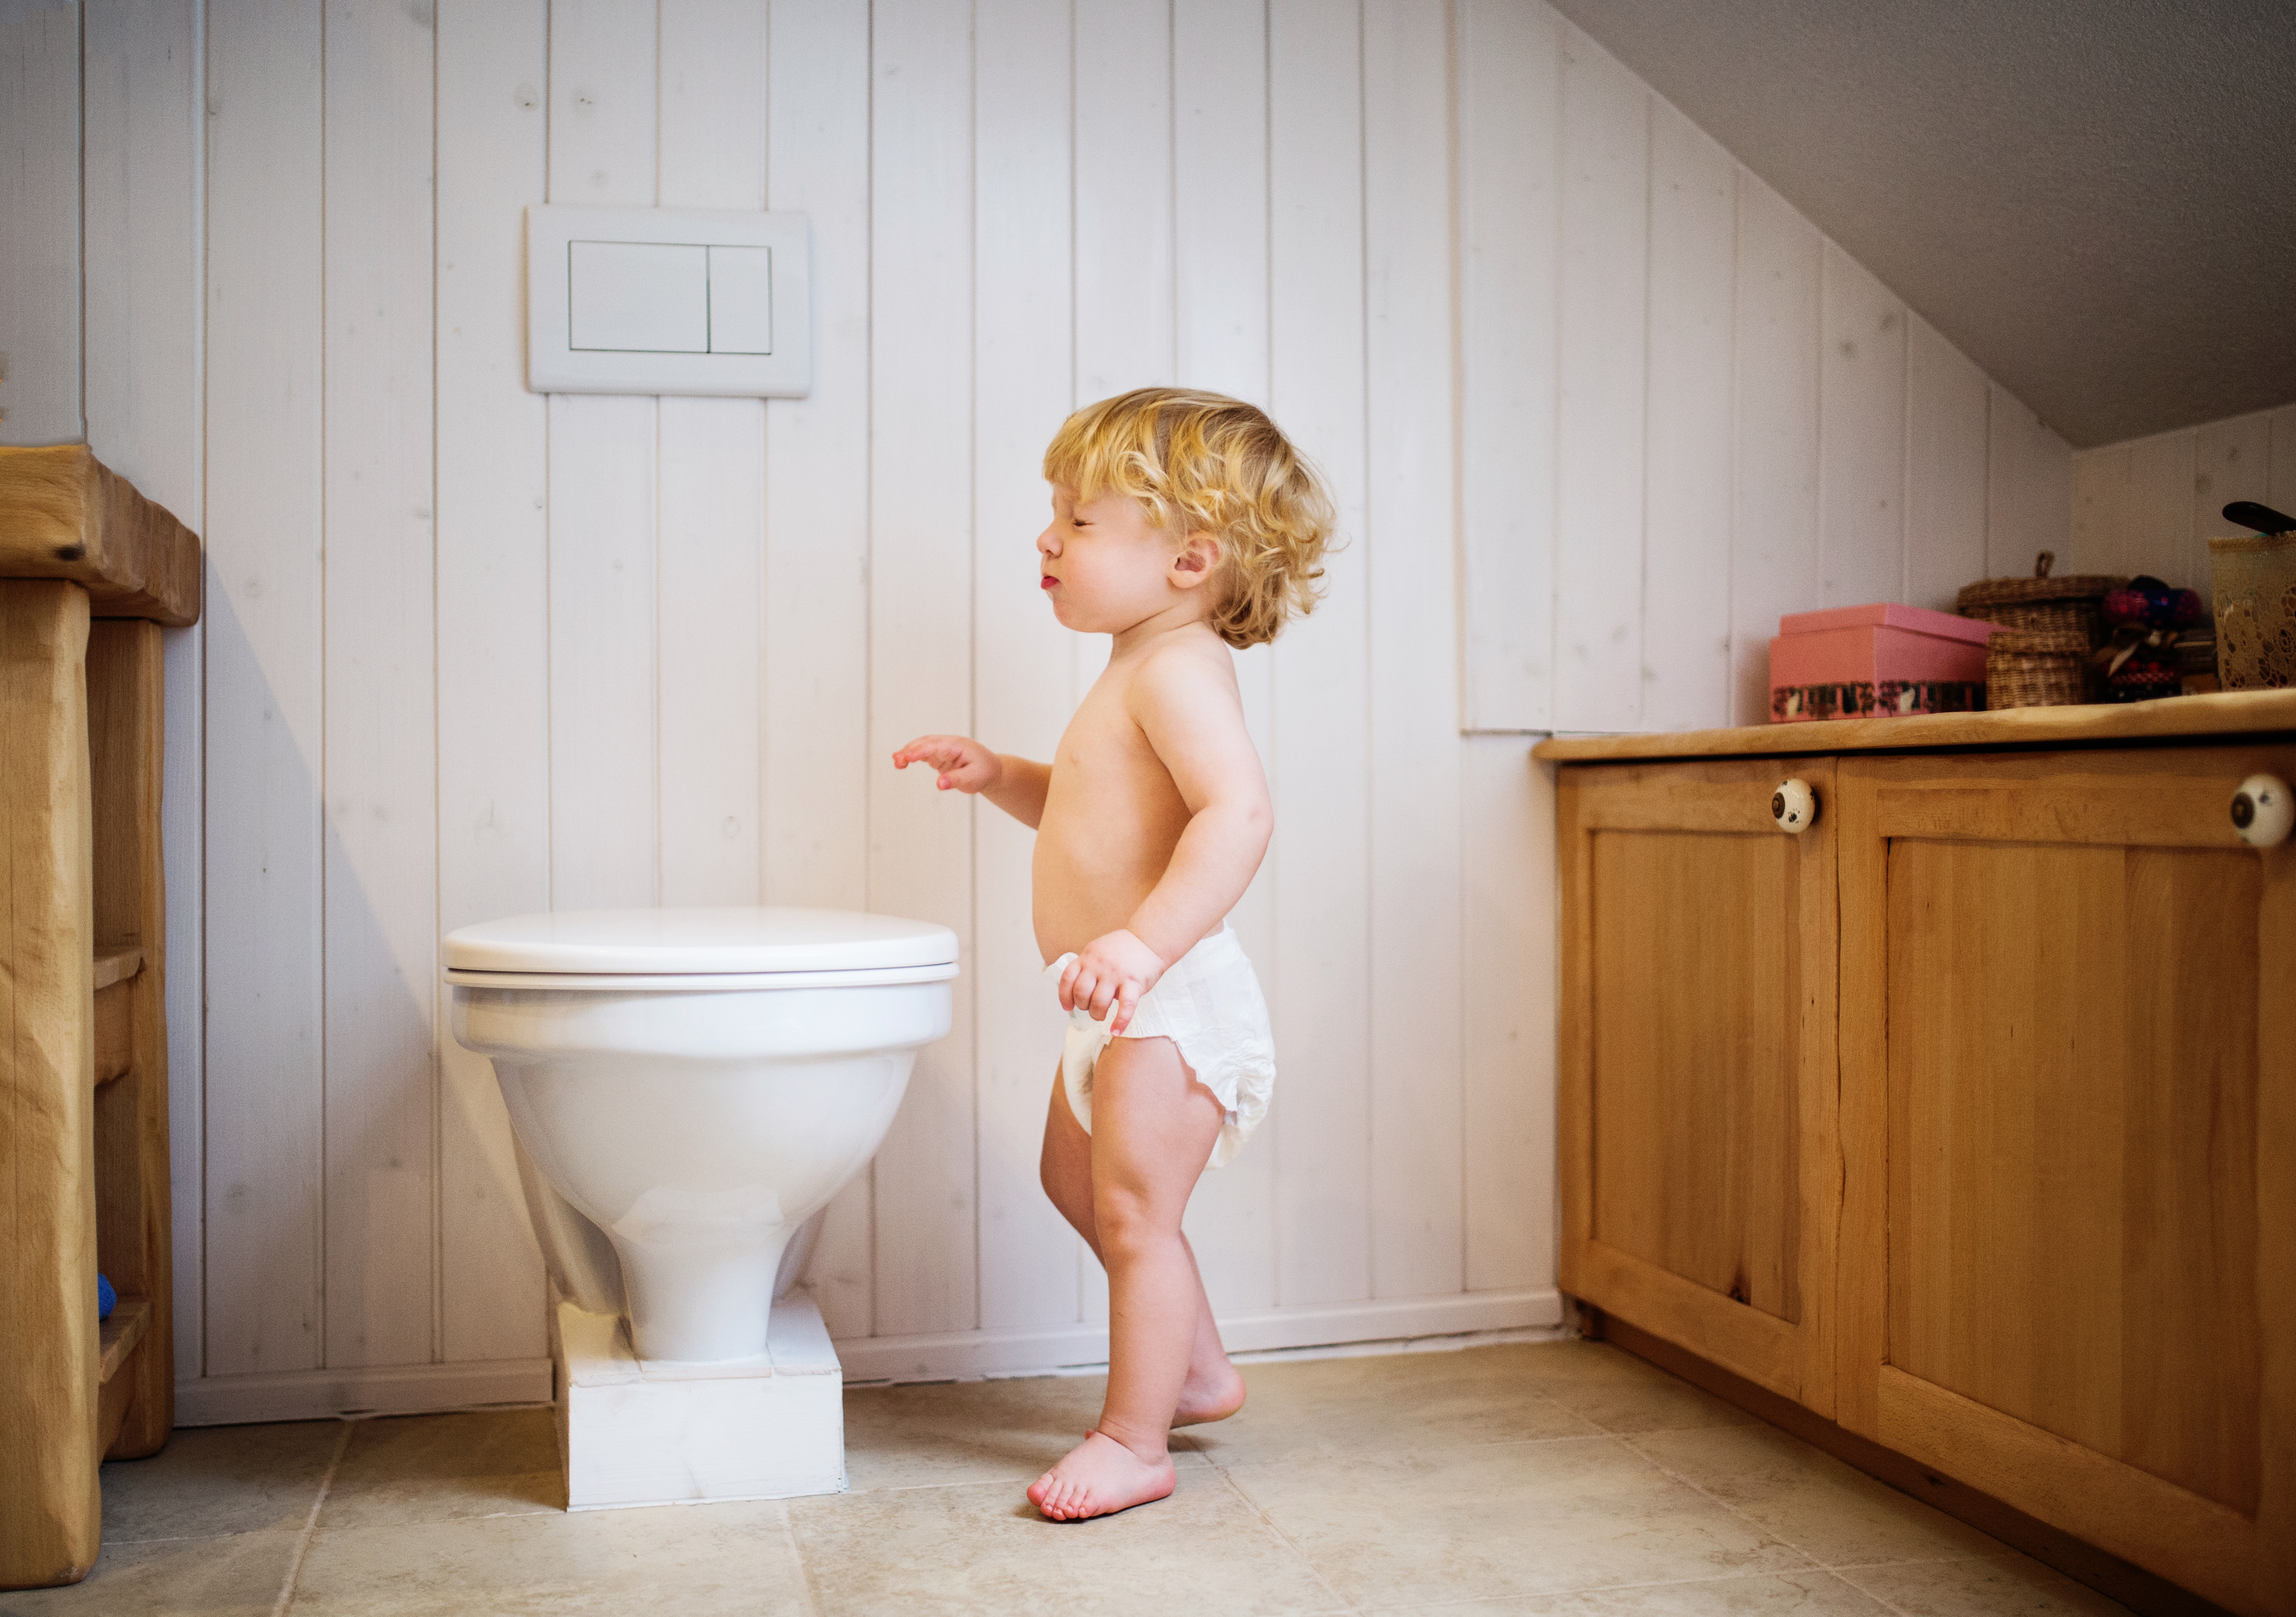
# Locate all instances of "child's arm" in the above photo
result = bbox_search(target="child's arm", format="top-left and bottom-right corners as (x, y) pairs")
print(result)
(892, 735), (1052, 829)
(1059, 653), (1272, 1033)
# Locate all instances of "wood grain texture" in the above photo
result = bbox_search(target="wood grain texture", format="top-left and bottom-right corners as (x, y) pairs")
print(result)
(322, 0), (438, 1372)
(1552, 23), (1647, 733)
(0, 0), (83, 449)
(1364, 0), (1463, 1301)
(972, 0), (1079, 1336)
(1641, 99), (1735, 735)
(868, 0), (978, 1338)
(762, 0), (876, 1341)
(1818, 245), (1906, 609)
(1838, 745), (2294, 1615)
(1268, 0), (1371, 1309)
(202, 0), (326, 1379)
(1729, 174), (1822, 727)
(1903, 315), (1990, 613)
(0, 448), (201, 625)
(1559, 755), (1839, 1414)
(87, 605), (171, 1460)
(0, 581), (99, 1587)
(1172, 0), (1279, 1322)
(1534, 687), (2296, 761)
(1457, 0), (1557, 733)
(433, 0), (551, 1366)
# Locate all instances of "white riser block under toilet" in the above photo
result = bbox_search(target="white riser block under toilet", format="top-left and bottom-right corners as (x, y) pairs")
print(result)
(552, 1289), (848, 1510)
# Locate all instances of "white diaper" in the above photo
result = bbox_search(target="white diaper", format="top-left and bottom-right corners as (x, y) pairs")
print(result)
(1045, 926), (1275, 1169)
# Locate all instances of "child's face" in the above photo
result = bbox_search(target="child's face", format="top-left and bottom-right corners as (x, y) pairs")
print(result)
(1036, 483), (1214, 634)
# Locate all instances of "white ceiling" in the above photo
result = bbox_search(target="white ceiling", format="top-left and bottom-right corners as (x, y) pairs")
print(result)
(1547, 0), (2296, 448)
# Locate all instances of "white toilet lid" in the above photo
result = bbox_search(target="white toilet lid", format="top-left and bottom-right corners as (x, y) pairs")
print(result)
(443, 907), (959, 980)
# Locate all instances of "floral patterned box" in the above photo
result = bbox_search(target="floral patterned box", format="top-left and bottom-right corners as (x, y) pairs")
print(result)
(1769, 603), (1996, 722)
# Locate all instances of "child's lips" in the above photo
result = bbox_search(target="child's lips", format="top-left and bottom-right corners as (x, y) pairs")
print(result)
(1041, 575), (1058, 590)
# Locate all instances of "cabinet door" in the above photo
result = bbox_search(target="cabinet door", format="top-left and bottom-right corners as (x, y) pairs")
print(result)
(1559, 758), (1841, 1415)
(1836, 746), (2295, 1617)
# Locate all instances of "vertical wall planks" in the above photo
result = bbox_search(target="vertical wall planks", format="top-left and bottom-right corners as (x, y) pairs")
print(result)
(657, 0), (768, 910)
(2271, 406), (2296, 515)
(546, 3), (659, 912)
(2069, 443), (2130, 579)
(2122, 430), (2195, 583)
(434, 0), (552, 1365)
(1073, 0), (1175, 402)
(1172, 0), (1277, 1320)
(1461, 742), (1554, 1292)
(1904, 315), (1989, 610)
(1727, 173), (1821, 726)
(869, 0), (978, 1339)
(1817, 243), (1906, 607)
(1985, 383), (2070, 580)
(1268, 0), (1370, 1308)
(1362, 0), (1462, 1300)
(82, 0), (206, 1379)
(2191, 412), (2273, 590)
(320, 0), (438, 1369)
(203, 0), (326, 1376)
(973, 0), (1080, 1335)
(1552, 25), (1647, 733)
(0, 0), (83, 445)
(1457, 0), (1558, 734)
(764, 0), (876, 1340)
(1640, 100), (1734, 733)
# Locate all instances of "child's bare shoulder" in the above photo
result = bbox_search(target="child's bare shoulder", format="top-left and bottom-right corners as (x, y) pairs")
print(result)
(1126, 625), (1238, 708)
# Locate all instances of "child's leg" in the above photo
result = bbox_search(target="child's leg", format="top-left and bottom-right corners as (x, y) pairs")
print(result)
(1039, 1066), (1244, 1424)
(1028, 1037), (1224, 1521)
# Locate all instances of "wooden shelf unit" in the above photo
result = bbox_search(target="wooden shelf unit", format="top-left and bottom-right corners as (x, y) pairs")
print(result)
(1541, 698), (2296, 1617)
(1, 447), (199, 1590)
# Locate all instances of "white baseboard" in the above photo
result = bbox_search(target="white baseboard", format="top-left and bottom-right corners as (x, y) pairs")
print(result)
(834, 1287), (1565, 1384)
(175, 1358), (554, 1427)
(171, 1288), (1564, 1423)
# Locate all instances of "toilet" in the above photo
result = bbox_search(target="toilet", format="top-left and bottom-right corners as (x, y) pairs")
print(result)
(443, 905), (957, 1507)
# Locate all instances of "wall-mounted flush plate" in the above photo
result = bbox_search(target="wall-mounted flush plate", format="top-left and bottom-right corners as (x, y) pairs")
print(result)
(526, 206), (811, 397)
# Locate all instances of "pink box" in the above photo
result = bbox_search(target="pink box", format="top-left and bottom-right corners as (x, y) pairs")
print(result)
(1769, 603), (1995, 722)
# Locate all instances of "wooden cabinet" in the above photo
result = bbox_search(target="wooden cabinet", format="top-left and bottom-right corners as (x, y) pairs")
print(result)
(1557, 758), (1841, 1416)
(1547, 698), (2296, 1617)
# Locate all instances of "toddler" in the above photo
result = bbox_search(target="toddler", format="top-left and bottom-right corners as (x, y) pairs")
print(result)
(893, 387), (1334, 1521)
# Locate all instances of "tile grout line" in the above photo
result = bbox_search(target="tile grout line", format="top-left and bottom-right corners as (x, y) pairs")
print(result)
(269, 1419), (354, 1617)
(777, 1499), (825, 1617)
(1600, 1432), (1918, 1613)
(1190, 1444), (1362, 1615)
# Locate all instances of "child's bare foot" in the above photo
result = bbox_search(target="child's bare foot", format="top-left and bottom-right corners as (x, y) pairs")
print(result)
(1027, 1431), (1177, 1521)
(1171, 1359), (1246, 1426)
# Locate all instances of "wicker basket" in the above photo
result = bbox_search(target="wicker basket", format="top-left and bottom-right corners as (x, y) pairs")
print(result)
(1986, 628), (2089, 708)
(1956, 551), (2127, 649)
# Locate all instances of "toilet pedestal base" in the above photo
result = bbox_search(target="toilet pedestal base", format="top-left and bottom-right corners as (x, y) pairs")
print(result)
(550, 1288), (848, 1510)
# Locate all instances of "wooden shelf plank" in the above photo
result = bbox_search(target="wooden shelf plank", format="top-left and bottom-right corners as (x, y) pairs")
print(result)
(0, 446), (202, 626)
(1533, 688), (2296, 762)
(96, 1296), (150, 1386)
(92, 946), (142, 992)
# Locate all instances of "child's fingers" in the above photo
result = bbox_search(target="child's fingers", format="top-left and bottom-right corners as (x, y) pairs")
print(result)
(1108, 982), (1143, 1035)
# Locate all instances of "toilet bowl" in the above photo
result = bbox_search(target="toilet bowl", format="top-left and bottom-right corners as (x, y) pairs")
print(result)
(445, 907), (957, 1364)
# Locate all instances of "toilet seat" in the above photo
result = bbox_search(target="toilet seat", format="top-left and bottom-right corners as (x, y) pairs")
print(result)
(443, 906), (959, 990)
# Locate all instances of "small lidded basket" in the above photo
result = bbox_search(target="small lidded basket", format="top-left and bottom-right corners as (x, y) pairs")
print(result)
(1956, 551), (2127, 708)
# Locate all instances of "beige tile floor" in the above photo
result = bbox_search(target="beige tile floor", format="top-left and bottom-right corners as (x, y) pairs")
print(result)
(2, 1341), (2136, 1617)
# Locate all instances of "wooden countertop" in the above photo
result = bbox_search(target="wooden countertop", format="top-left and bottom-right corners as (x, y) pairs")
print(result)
(1531, 689), (2296, 762)
(0, 445), (201, 625)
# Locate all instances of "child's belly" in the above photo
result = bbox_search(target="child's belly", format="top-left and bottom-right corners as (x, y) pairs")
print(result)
(1030, 810), (1179, 961)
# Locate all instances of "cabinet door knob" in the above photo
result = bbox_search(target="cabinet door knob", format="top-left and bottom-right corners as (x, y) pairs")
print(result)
(2231, 774), (2293, 848)
(1772, 778), (1818, 833)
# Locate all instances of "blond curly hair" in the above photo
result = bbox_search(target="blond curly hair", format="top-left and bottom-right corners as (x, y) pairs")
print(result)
(1042, 387), (1337, 649)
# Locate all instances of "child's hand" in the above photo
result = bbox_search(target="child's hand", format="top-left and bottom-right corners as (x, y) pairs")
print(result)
(892, 735), (1002, 793)
(1059, 929), (1166, 1036)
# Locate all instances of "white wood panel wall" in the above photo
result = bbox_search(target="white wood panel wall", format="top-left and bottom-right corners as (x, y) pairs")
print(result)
(2071, 403), (2296, 590)
(20, 0), (2084, 1419)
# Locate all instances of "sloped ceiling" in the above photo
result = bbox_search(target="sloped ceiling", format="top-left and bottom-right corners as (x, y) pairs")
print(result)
(1548, 0), (2296, 448)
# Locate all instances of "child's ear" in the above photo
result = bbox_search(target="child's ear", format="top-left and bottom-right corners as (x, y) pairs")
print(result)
(1170, 531), (1221, 590)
